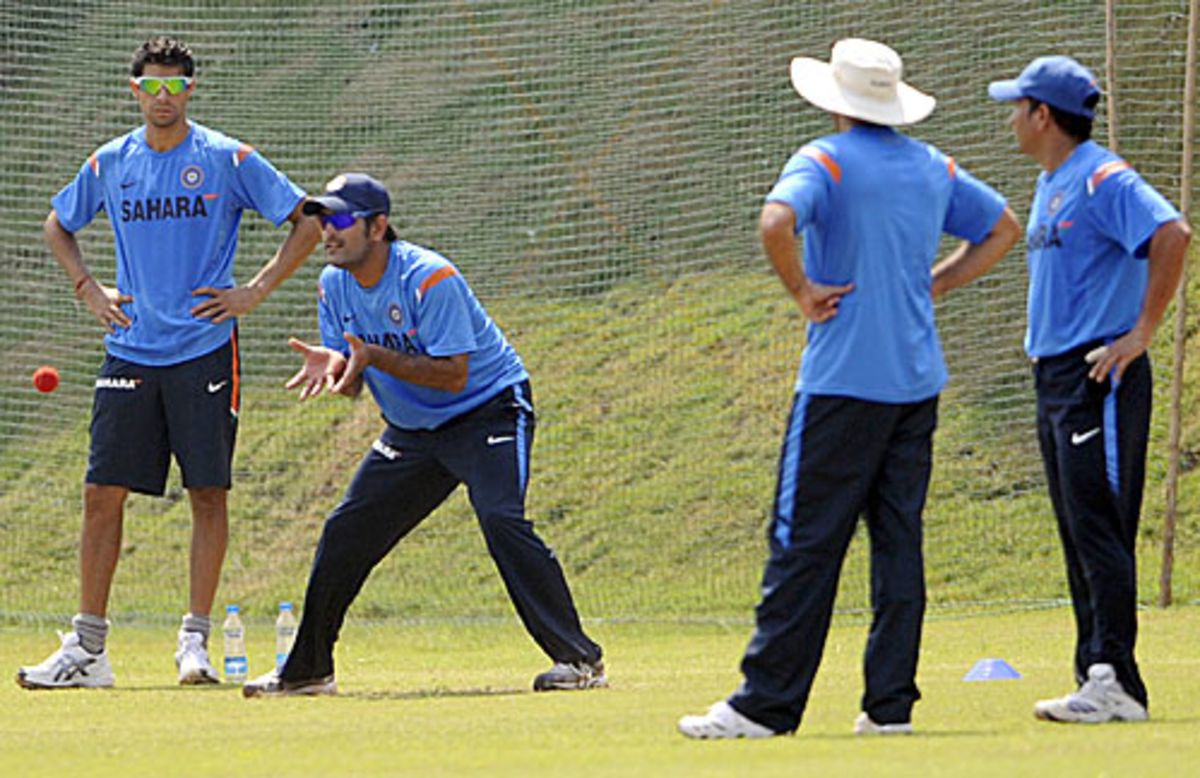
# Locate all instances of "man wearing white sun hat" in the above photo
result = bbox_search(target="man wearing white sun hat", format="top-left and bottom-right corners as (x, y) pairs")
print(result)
(678, 38), (1020, 739)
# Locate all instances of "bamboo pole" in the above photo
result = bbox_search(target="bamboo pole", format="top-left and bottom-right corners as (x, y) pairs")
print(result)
(1160, 0), (1199, 608)
(1105, 0), (1120, 151)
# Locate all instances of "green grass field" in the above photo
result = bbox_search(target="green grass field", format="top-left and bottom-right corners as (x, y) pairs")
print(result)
(4, 267), (1198, 623)
(4, 0), (1199, 624)
(2, 607), (1197, 777)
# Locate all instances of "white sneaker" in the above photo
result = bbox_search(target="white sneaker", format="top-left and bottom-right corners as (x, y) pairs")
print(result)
(241, 669), (337, 699)
(16, 631), (115, 689)
(175, 631), (220, 685)
(854, 712), (913, 735)
(678, 701), (777, 739)
(1034, 663), (1149, 723)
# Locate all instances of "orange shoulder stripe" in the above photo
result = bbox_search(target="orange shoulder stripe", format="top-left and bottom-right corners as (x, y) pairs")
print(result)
(234, 144), (255, 165)
(418, 266), (458, 300)
(799, 146), (842, 184)
(1089, 160), (1130, 191)
(946, 156), (957, 179)
(87, 153), (100, 176)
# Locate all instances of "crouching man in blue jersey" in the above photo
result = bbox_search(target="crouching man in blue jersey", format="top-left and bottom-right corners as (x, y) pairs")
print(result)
(242, 173), (605, 697)
(678, 39), (1020, 739)
(18, 36), (320, 690)
(989, 56), (1190, 724)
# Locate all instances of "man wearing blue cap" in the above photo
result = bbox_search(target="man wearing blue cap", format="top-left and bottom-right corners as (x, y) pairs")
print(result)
(242, 173), (605, 697)
(989, 56), (1191, 724)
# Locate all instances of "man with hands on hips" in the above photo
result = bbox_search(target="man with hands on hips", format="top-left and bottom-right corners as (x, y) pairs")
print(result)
(18, 35), (319, 690)
(988, 55), (1190, 724)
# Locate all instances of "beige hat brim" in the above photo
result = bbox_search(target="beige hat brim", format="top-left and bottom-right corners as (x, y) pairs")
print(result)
(790, 57), (936, 126)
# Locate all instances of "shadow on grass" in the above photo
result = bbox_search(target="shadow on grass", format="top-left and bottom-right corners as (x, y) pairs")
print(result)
(796, 730), (1001, 741)
(98, 683), (530, 700)
(1142, 716), (1200, 726)
(344, 685), (528, 701)
(93, 681), (530, 701)
(106, 684), (232, 693)
(797, 717), (1200, 738)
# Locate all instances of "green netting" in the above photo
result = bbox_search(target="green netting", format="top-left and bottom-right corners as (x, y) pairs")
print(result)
(0, 1), (1195, 624)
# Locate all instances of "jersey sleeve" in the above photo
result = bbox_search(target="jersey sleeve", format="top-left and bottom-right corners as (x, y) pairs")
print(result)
(765, 144), (837, 232)
(416, 269), (478, 358)
(228, 144), (305, 227)
(1087, 164), (1181, 258)
(51, 152), (106, 233)
(942, 161), (1007, 244)
(317, 272), (347, 355)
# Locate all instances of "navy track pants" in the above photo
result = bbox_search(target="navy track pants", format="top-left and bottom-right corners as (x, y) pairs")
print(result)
(282, 381), (601, 681)
(1035, 342), (1150, 707)
(728, 393), (937, 733)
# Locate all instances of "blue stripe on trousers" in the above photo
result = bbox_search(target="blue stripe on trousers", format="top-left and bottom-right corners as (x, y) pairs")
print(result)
(514, 382), (530, 494)
(1103, 381), (1119, 495)
(774, 393), (810, 549)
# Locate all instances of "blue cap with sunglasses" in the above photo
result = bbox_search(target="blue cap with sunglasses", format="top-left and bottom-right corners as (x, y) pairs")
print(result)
(303, 173), (391, 220)
(988, 55), (1101, 119)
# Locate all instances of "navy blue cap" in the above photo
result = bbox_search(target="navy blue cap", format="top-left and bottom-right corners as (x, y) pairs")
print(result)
(988, 56), (1101, 119)
(303, 173), (390, 218)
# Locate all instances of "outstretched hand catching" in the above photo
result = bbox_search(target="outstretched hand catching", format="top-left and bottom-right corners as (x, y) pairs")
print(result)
(285, 337), (347, 401)
(330, 333), (371, 395)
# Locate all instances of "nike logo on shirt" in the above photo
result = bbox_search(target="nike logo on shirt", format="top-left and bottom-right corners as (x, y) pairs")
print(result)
(1071, 428), (1101, 446)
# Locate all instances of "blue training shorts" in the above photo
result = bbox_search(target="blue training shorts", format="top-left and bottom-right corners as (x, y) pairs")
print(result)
(86, 334), (240, 495)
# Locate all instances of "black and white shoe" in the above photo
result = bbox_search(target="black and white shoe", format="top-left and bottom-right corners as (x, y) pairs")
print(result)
(532, 659), (607, 691)
(17, 631), (115, 689)
(242, 669), (337, 698)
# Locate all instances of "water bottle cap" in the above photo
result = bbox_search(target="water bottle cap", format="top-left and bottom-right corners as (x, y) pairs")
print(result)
(226, 604), (240, 614)
(280, 601), (293, 611)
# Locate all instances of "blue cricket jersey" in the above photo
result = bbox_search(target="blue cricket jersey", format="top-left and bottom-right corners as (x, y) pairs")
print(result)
(766, 125), (1007, 403)
(52, 121), (305, 366)
(317, 241), (529, 430)
(1022, 140), (1180, 358)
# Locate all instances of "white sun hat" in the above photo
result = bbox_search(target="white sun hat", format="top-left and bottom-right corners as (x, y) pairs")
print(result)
(789, 38), (935, 126)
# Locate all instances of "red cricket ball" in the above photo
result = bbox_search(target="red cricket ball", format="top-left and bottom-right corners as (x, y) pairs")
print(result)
(33, 365), (60, 393)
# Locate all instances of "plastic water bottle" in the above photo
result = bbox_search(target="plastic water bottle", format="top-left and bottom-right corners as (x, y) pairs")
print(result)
(275, 601), (297, 671)
(222, 604), (248, 684)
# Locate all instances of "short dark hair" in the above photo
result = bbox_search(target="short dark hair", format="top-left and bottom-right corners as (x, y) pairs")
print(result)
(131, 36), (194, 78)
(1028, 97), (1094, 143)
